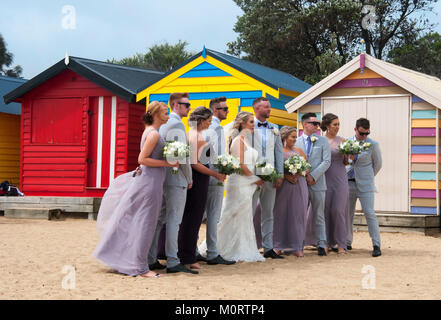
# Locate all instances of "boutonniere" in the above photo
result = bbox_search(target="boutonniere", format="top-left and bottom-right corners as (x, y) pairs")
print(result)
(311, 136), (318, 143)
(272, 127), (279, 136)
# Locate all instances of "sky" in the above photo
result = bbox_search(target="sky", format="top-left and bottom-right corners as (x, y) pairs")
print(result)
(1, 0), (440, 80)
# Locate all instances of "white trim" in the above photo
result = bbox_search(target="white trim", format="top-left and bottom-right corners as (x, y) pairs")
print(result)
(96, 96), (104, 188)
(109, 96), (117, 183)
(322, 94), (411, 100)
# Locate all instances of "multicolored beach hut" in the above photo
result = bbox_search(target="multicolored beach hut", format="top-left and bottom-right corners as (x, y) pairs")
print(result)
(3, 56), (163, 197)
(285, 53), (441, 216)
(0, 75), (27, 187)
(136, 48), (311, 129)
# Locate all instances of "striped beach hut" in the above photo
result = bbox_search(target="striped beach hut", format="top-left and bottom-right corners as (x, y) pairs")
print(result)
(3, 56), (163, 197)
(0, 75), (27, 187)
(136, 47), (311, 129)
(285, 53), (441, 217)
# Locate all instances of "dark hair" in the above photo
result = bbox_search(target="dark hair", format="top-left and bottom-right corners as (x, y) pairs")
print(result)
(188, 106), (213, 127)
(320, 113), (339, 131)
(356, 118), (370, 130)
(169, 92), (189, 109)
(252, 97), (268, 107)
(301, 112), (317, 123)
(209, 96), (227, 110)
(142, 101), (167, 125)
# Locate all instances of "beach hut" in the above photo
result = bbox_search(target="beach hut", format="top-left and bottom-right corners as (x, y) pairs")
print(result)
(136, 47), (311, 129)
(285, 53), (441, 218)
(3, 56), (163, 197)
(0, 75), (27, 187)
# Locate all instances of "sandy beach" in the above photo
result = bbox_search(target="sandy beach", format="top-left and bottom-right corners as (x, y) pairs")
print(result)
(1, 216), (441, 300)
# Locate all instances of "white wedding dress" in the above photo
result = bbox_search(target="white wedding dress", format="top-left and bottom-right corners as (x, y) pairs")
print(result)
(198, 136), (265, 262)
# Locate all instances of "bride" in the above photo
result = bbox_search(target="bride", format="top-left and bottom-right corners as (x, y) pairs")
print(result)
(199, 111), (265, 262)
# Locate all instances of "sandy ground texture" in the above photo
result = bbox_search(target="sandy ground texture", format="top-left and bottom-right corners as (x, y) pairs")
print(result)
(1, 216), (441, 300)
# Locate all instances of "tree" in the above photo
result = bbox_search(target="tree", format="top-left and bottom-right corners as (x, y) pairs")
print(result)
(108, 41), (194, 72)
(228, 0), (438, 84)
(0, 33), (23, 78)
(388, 32), (441, 78)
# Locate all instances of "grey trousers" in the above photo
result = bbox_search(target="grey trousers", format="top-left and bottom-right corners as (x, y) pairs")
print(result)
(148, 185), (187, 268)
(309, 189), (327, 248)
(347, 181), (381, 247)
(252, 181), (276, 253)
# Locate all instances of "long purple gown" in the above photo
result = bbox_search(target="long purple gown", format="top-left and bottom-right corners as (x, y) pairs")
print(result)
(324, 136), (349, 249)
(254, 149), (309, 252)
(93, 127), (166, 276)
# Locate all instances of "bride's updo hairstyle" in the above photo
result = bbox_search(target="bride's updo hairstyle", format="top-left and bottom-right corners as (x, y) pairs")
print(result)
(142, 101), (167, 125)
(227, 111), (254, 152)
(280, 126), (296, 143)
(188, 106), (213, 128)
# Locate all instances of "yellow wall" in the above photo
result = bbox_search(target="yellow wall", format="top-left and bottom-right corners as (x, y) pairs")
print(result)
(0, 112), (20, 187)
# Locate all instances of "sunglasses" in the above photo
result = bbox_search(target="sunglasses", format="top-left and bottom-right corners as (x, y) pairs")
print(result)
(216, 107), (229, 112)
(357, 130), (370, 136)
(178, 102), (191, 109)
(307, 121), (321, 126)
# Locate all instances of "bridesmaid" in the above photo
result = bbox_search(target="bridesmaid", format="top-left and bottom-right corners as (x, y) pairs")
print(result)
(177, 106), (226, 270)
(93, 101), (178, 278)
(320, 113), (349, 254)
(273, 126), (309, 257)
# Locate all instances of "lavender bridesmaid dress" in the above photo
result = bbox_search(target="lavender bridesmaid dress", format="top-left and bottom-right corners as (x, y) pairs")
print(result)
(93, 127), (166, 276)
(254, 149), (309, 252)
(324, 136), (349, 249)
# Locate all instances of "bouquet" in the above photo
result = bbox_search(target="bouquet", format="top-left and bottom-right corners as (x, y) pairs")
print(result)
(214, 154), (242, 186)
(284, 154), (311, 177)
(255, 161), (281, 190)
(163, 141), (190, 174)
(338, 140), (371, 155)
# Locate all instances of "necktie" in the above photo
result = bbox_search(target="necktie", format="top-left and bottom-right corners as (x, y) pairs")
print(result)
(347, 154), (358, 179)
(306, 136), (312, 156)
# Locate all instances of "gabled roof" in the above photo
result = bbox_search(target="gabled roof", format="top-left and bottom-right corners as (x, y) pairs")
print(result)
(0, 75), (27, 114)
(3, 56), (164, 104)
(137, 48), (311, 94)
(285, 54), (441, 112)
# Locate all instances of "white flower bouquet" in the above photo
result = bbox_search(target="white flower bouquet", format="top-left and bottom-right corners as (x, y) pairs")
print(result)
(255, 161), (281, 185)
(163, 141), (190, 173)
(214, 154), (242, 186)
(284, 154), (311, 177)
(338, 140), (371, 155)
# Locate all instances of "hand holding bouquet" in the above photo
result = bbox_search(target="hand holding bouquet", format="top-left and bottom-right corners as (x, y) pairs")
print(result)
(214, 154), (242, 186)
(255, 161), (282, 189)
(338, 140), (372, 155)
(163, 141), (190, 174)
(284, 154), (311, 182)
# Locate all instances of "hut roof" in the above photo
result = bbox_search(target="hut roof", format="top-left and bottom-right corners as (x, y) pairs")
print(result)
(285, 54), (441, 112)
(3, 56), (164, 104)
(0, 76), (27, 114)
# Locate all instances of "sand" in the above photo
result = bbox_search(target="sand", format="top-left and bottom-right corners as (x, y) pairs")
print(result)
(1, 216), (441, 300)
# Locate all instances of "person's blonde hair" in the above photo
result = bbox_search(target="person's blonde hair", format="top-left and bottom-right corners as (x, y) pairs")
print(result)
(280, 126), (297, 142)
(227, 111), (254, 152)
(142, 101), (167, 125)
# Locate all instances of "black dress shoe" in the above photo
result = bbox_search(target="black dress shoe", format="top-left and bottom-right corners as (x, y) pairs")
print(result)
(207, 255), (236, 265)
(196, 254), (207, 262)
(317, 247), (327, 256)
(149, 260), (166, 270)
(347, 245), (352, 251)
(372, 246), (382, 257)
(167, 263), (199, 274)
(263, 249), (284, 259)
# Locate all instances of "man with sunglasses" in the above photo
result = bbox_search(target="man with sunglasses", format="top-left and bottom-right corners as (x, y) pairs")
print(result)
(295, 113), (331, 256)
(346, 118), (382, 257)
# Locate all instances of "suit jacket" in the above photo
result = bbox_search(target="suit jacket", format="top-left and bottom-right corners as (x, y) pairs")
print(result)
(295, 134), (331, 191)
(203, 116), (226, 186)
(159, 112), (192, 187)
(252, 118), (284, 175)
(346, 136), (382, 193)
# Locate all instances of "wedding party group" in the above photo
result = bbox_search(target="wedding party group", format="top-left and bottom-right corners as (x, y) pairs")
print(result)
(92, 92), (382, 278)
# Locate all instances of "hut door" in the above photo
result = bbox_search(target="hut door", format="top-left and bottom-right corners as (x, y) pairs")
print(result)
(87, 96), (117, 189)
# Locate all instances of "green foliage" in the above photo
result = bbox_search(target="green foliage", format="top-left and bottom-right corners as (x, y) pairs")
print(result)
(0, 33), (23, 78)
(108, 41), (194, 72)
(388, 32), (441, 78)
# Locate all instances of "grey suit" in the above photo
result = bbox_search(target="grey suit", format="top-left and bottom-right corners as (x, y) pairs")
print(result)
(346, 136), (382, 248)
(148, 112), (192, 268)
(251, 118), (284, 253)
(197, 116), (225, 260)
(295, 134), (331, 248)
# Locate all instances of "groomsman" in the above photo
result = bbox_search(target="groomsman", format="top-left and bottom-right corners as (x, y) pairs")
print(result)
(251, 97), (284, 259)
(196, 97), (235, 265)
(148, 92), (197, 274)
(346, 118), (382, 257)
(295, 113), (331, 256)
